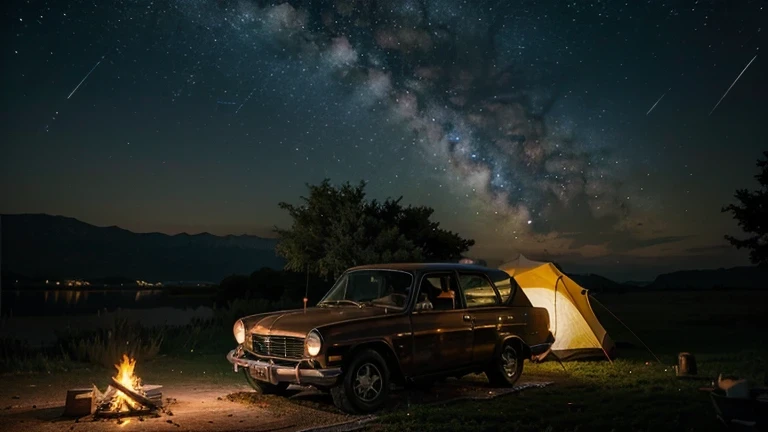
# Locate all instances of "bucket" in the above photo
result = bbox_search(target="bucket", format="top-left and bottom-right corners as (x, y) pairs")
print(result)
(677, 352), (697, 376)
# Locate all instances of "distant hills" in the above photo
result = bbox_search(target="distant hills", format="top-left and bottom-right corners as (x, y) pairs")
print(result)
(2, 213), (766, 290)
(646, 266), (768, 291)
(569, 273), (633, 293)
(571, 266), (768, 292)
(1, 214), (285, 282)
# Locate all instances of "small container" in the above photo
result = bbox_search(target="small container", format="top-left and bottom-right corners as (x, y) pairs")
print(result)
(63, 388), (95, 417)
(677, 352), (697, 376)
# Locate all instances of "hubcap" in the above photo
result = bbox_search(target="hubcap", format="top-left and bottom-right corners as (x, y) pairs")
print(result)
(353, 363), (383, 402)
(501, 346), (518, 378)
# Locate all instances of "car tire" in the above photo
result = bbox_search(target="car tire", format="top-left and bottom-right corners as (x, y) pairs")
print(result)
(485, 340), (524, 387)
(243, 369), (291, 395)
(331, 349), (390, 413)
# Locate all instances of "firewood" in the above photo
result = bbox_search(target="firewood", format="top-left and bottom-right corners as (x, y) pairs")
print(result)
(110, 378), (159, 410)
(142, 384), (163, 398)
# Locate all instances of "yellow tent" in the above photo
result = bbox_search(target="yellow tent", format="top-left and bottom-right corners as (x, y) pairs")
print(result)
(499, 254), (616, 361)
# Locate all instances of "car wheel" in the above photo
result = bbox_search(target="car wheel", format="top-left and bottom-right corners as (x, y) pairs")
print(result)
(486, 340), (524, 387)
(243, 369), (291, 395)
(331, 349), (390, 413)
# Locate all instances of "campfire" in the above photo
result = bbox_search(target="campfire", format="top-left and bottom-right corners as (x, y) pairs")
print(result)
(64, 354), (164, 419)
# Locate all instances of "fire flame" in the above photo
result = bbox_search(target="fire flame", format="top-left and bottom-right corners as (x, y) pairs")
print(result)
(112, 354), (142, 411)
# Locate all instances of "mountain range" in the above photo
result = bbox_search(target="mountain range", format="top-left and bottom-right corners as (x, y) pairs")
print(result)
(1, 214), (284, 282)
(2, 214), (766, 290)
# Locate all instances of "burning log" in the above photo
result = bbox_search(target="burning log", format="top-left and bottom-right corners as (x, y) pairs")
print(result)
(110, 377), (160, 411)
(91, 354), (164, 419)
(63, 355), (166, 420)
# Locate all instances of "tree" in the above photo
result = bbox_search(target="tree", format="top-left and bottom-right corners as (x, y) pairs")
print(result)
(722, 151), (768, 266)
(274, 179), (475, 278)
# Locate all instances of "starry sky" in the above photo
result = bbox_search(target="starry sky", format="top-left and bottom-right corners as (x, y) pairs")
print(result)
(1, 0), (766, 281)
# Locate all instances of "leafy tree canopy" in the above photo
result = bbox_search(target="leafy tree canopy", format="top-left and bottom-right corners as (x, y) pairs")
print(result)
(274, 179), (475, 278)
(722, 151), (768, 266)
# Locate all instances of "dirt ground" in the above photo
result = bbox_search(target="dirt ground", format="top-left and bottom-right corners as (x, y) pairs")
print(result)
(0, 355), (553, 432)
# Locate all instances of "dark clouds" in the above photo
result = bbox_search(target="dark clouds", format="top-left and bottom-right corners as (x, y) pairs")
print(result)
(561, 232), (693, 253)
(684, 244), (732, 255)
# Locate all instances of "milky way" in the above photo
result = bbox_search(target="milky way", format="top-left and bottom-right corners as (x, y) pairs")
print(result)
(5, 0), (765, 279)
(172, 0), (630, 235)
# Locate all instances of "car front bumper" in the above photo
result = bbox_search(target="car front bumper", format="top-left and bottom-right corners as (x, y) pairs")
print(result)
(226, 346), (342, 387)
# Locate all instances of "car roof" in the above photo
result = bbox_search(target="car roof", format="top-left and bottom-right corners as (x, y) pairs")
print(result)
(347, 262), (496, 273)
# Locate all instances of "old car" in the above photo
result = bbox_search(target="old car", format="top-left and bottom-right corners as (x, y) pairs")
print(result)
(226, 263), (554, 413)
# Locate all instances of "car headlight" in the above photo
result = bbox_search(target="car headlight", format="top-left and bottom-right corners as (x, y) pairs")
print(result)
(233, 319), (245, 344)
(305, 330), (322, 357)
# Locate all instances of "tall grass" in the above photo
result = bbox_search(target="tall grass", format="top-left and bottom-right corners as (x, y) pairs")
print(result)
(56, 318), (164, 368)
(0, 337), (76, 373)
(0, 297), (299, 373)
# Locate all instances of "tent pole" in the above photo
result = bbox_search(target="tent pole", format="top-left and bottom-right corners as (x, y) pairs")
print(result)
(589, 295), (662, 364)
(553, 275), (561, 340)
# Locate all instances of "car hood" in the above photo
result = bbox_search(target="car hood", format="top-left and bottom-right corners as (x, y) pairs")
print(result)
(244, 306), (396, 338)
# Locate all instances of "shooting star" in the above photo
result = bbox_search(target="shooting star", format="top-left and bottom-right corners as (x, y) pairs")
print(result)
(235, 88), (256, 114)
(67, 56), (104, 100)
(709, 54), (758, 116)
(646, 90), (669, 116)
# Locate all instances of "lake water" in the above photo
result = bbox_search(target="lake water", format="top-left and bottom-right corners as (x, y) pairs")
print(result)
(0, 288), (218, 346)
(1, 288), (217, 316)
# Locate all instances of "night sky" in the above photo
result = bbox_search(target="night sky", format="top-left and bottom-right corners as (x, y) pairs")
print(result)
(1, 0), (765, 281)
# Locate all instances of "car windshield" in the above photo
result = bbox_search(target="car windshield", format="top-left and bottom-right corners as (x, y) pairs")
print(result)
(318, 270), (413, 309)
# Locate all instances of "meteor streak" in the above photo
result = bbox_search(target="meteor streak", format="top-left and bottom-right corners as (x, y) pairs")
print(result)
(67, 57), (104, 100)
(709, 54), (758, 116)
(646, 90), (668, 116)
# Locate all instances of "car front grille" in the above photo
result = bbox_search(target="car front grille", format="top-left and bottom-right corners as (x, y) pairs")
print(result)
(251, 334), (305, 359)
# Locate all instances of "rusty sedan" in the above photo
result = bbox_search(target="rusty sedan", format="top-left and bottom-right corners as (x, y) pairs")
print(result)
(227, 263), (554, 413)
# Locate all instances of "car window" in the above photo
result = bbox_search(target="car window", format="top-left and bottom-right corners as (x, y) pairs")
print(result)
(459, 274), (499, 308)
(414, 273), (459, 311)
(320, 270), (413, 309)
(487, 269), (517, 303)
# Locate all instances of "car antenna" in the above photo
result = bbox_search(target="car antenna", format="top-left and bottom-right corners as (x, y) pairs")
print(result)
(303, 264), (309, 313)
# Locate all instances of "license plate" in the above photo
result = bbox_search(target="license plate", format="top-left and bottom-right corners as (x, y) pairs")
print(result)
(249, 365), (269, 381)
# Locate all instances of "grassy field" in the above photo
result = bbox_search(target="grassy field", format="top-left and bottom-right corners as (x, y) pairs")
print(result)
(373, 290), (768, 432)
(1, 290), (765, 431)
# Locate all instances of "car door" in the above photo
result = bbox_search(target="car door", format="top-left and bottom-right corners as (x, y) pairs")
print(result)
(457, 272), (509, 365)
(487, 269), (531, 339)
(409, 272), (473, 376)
